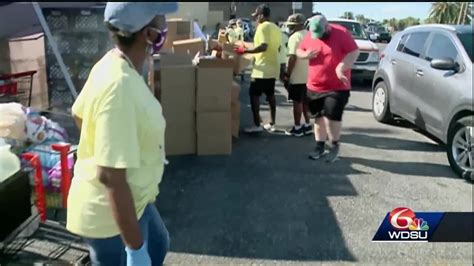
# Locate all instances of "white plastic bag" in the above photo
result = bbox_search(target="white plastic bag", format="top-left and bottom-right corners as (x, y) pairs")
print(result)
(0, 103), (27, 140)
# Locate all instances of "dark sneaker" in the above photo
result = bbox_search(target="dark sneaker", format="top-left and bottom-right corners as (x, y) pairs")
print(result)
(286, 126), (304, 137)
(325, 143), (340, 163)
(303, 124), (313, 136)
(309, 146), (326, 160)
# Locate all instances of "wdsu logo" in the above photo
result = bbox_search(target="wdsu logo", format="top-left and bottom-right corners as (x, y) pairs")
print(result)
(372, 207), (443, 242)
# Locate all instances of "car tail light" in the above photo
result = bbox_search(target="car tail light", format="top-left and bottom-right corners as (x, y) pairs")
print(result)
(380, 53), (385, 60)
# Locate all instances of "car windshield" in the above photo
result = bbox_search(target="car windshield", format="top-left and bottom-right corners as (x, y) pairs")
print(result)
(330, 21), (368, 40)
(457, 32), (473, 62)
(375, 26), (386, 33)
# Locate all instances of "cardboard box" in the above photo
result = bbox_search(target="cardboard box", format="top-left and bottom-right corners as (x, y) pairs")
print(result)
(222, 42), (255, 74)
(155, 54), (197, 155)
(173, 38), (205, 56)
(160, 66), (196, 114)
(163, 19), (192, 51)
(197, 112), (232, 155)
(231, 81), (241, 138)
(165, 110), (196, 156)
(196, 59), (234, 113)
(153, 53), (194, 101)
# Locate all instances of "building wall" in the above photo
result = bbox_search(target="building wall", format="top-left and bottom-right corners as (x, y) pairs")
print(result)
(167, 2), (209, 29)
(209, 2), (313, 24)
(9, 34), (49, 108)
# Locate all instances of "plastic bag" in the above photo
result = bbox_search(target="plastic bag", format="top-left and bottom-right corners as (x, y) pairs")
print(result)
(0, 103), (27, 140)
(25, 109), (68, 143)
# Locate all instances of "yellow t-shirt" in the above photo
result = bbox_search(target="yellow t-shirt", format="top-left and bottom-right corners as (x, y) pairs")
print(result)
(287, 30), (308, 85)
(279, 31), (289, 65)
(67, 50), (167, 238)
(251, 21), (282, 79)
(234, 27), (244, 41)
(226, 27), (239, 43)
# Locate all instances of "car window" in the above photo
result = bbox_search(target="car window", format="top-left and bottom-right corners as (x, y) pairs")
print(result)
(401, 32), (430, 58)
(329, 21), (368, 40)
(396, 34), (409, 52)
(457, 32), (473, 62)
(425, 33), (459, 62)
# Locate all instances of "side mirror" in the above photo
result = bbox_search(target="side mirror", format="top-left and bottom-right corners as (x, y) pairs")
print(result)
(430, 58), (460, 72)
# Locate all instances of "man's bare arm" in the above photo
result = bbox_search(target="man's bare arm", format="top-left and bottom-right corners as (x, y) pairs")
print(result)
(245, 43), (268, 54)
(338, 49), (360, 71)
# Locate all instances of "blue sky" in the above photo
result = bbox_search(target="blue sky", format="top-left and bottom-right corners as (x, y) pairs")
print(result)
(312, 2), (433, 21)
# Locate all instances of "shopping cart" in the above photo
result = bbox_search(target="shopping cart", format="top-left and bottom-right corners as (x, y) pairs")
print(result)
(22, 142), (75, 222)
(0, 70), (37, 106)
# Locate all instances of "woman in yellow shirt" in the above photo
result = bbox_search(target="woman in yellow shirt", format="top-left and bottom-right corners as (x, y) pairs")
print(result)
(67, 2), (177, 266)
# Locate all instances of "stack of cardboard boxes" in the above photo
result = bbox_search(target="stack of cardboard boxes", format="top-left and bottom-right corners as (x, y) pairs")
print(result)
(196, 58), (234, 155)
(151, 19), (255, 157)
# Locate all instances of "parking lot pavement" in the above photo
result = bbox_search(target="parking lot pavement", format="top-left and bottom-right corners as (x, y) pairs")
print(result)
(157, 78), (473, 264)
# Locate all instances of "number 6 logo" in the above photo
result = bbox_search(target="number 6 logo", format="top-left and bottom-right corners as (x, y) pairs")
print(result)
(389, 207), (415, 230)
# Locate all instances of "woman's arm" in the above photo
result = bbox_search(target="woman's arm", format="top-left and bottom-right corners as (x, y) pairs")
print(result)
(98, 166), (143, 250)
(73, 114), (82, 131)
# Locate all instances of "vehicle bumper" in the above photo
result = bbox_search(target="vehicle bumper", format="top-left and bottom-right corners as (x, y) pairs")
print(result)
(351, 63), (378, 79)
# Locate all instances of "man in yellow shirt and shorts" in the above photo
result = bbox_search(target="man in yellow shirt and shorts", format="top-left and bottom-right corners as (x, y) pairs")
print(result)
(234, 4), (282, 133)
(283, 13), (312, 137)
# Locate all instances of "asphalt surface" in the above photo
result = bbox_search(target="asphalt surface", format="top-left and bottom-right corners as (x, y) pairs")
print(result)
(156, 69), (473, 264)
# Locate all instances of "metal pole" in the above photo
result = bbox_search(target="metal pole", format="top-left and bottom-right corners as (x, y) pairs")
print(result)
(32, 2), (78, 99)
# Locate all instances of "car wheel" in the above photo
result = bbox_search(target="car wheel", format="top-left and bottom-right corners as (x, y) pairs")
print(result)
(447, 116), (474, 178)
(372, 81), (393, 123)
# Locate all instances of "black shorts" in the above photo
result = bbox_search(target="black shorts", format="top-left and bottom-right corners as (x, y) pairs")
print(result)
(288, 84), (308, 102)
(249, 78), (276, 97)
(307, 90), (350, 121)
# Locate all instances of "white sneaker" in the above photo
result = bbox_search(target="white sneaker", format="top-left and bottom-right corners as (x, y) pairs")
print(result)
(263, 123), (276, 132)
(244, 125), (264, 133)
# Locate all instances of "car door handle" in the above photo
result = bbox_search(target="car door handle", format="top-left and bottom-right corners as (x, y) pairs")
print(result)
(416, 69), (424, 76)
(390, 59), (397, 65)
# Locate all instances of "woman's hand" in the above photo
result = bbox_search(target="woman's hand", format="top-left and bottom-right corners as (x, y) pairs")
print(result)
(126, 243), (152, 266)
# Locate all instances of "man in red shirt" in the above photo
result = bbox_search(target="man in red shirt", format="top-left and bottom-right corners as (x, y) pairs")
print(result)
(297, 14), (360, 162)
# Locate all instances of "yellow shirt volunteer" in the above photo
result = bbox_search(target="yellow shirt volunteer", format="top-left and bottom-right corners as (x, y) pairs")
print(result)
(251, 21), (282, 79)
(287, 29), (308, 85)
(67, 50), (167, 238)
(235, 26), (244, 41)
(279, 31), (289, 65)
(226, 27), (240, 43)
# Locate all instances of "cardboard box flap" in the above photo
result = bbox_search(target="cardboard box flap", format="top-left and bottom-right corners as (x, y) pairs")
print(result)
(172, 38), (204, 45)
(156, 53), (194, 67)
(198, 58), (234, 68)
(172, 38), (206, 56)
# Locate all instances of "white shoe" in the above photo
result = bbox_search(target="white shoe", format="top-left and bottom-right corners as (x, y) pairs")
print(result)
(244, 125), (264, 133)
(263, 123), (276, 132)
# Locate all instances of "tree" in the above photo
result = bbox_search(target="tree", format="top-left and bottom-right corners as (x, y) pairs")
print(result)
(355, 14), (367, 24)
(429, 2), (460, 24)
(456, 2), (471, 24)
(340, 11), (354, 20)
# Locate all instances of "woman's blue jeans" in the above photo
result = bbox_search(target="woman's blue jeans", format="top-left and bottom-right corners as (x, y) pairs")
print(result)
(84, 204), (170, 266)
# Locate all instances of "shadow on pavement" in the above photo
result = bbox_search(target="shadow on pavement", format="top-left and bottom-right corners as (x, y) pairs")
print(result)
(341, 156), (457, 179)
(345, 104), (372, 113)
(343, 133), (445, 153)
(156, 78), (359, 262)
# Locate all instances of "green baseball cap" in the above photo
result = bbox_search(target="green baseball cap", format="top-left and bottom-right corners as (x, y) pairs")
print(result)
(308, 15), (328, 39)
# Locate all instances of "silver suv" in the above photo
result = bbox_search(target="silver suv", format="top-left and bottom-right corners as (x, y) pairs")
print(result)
(372, 24), (473, 178)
